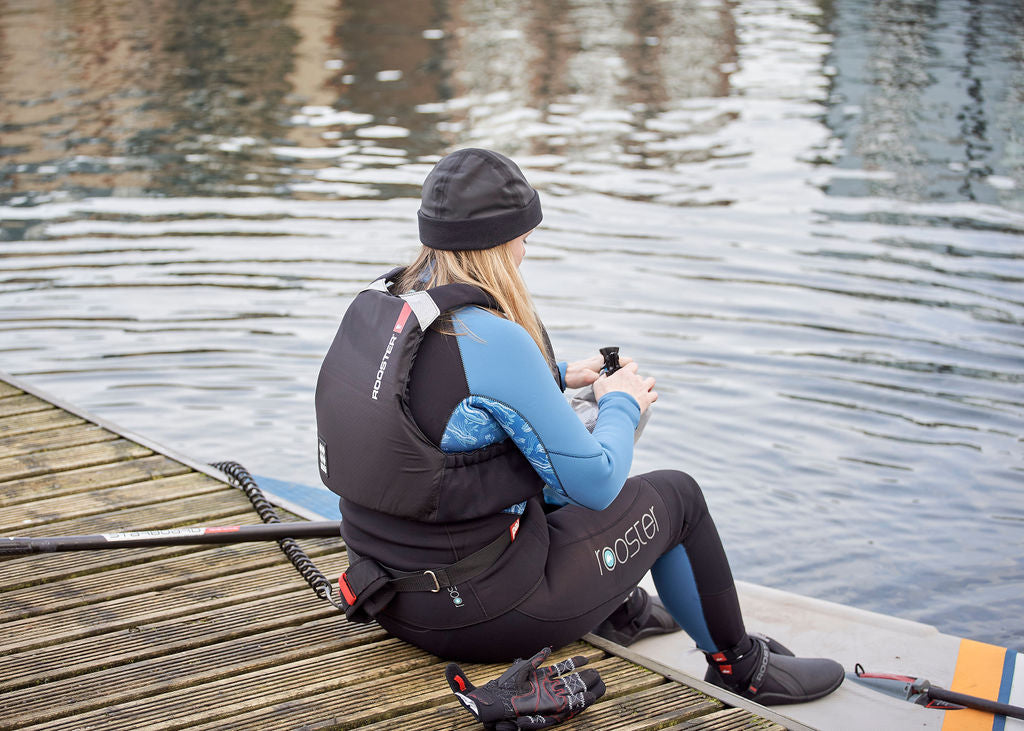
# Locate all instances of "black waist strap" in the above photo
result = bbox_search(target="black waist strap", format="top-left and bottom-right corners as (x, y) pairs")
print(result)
(382, 516), (519, 592)
(339, 516), (521, 623)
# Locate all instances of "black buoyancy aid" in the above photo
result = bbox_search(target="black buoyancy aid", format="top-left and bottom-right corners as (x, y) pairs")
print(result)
(315, 270), (545, 522)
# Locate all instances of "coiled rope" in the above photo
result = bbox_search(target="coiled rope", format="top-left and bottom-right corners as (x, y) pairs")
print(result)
(210, 460), (344, 610)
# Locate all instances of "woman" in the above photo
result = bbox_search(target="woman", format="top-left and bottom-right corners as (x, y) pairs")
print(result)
(315, 148), (844, 706)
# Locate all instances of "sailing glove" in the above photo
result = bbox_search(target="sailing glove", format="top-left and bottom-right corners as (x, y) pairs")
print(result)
(445, 647), (605, 730)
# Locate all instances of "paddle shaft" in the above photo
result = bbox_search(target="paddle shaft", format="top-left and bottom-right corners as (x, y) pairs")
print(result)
(928, 686), (1024, 720)
(0, 521), (342, 555)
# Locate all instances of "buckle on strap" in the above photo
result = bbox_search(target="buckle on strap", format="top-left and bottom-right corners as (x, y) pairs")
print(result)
(424, 569), (441, 593)
(383, 516), (520, 594)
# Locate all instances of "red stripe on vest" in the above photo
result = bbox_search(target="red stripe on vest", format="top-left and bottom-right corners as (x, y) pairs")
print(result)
(393, 303), (412, 333)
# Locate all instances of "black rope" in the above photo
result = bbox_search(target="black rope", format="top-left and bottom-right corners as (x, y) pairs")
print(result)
(210, 461), (343, 610)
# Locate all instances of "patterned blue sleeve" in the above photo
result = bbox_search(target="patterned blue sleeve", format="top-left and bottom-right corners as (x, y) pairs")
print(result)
(442, 307), (640, 511)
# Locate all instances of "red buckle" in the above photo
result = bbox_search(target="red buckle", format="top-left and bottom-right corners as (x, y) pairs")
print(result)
(339, 573), (358, 605)
(711, 652), (727, 663)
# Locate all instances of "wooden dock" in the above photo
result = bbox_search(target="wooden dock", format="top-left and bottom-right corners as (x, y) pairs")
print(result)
(0, 373), (797, 730)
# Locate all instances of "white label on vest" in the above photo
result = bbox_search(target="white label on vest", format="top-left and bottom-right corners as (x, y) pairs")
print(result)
(318, 436), (329, 477)
(371, 333), (398, 400)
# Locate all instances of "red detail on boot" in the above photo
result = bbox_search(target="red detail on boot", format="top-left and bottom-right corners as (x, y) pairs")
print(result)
(712, 653), (727, 663)
(719, 664), (733, 676)
(454, 674), (467, 691)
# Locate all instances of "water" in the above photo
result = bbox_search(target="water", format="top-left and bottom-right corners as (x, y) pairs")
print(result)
(1, 0), (1021, 651)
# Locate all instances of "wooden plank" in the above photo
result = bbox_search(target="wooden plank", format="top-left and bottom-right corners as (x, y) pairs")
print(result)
(664, 707), (786, 730)
(4, 488), (255, 538)
(207, 652), (631, 731)
(0, 408), (85, 438)
(566, 683), (722, 730)
(0, 519), (245, 592)
(1, 615), (380, 728)
(343, 700), (481, 731)
(0, 423), (118, 458)
(0, 494), (276, 592)
(0, 535), (342, 621)
(0, 472), (230, 532)
(352, 675), (721, 731)
(0, 494), (318, 591)
(0, 393), (52, 418)
(0, 382), (21, 398)
(0, 438), (153, 483)
(0, 454), (191, 507)
(184, 651), (635, 731)
(21, 637), (452, 731)
(0, 550), (349, 654)
(0, 581), (382, 693)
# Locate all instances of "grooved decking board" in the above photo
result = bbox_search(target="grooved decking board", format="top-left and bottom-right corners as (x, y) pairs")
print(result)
(0, 471), (231, 531)
(0, 550), (350, 654)
(0, 438), (154, 482)
(189, 653), (656, 731)
(0, 373), (789, 731)
(0, 454), (191, 506)
(665, 707), (786, 730)
(0, 393), (53, 418)
(0, 535), (342, 621)
(4, 489), (258, 538)
(0, 436), (154, 481)
(0, 513), (252, 590)
(350, 683), (723, 731)
(2, 617), (378, 727)
(0, 408), (85, 439)
(19, 639), (451, 731)
(0, 586), (384, 693)
(0, 423), (119, 458)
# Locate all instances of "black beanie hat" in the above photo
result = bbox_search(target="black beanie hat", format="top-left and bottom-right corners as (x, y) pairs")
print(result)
(418, 148), (542, 251)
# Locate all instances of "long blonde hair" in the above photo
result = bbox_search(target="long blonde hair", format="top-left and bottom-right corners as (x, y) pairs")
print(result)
(395, 242), (550, 363)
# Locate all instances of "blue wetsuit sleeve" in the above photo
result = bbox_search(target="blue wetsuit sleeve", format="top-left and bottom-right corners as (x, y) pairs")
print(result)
(454, 309), (640, 511)
(557, 361), (568, 391)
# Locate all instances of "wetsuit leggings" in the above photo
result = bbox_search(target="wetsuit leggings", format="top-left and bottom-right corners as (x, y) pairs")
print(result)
(375, 470), (747, 663)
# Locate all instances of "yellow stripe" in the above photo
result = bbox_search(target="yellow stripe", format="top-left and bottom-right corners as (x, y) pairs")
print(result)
(942, 638), (1007, 731)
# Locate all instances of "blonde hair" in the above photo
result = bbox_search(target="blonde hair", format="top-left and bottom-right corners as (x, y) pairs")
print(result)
(395, 242), (550, 363)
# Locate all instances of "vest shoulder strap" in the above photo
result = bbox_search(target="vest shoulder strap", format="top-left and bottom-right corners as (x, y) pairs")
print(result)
(363, 269), (498, 329)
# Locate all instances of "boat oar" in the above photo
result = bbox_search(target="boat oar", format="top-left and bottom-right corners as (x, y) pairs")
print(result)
(849, 664), (1024, 720)
(0, 521), (343, 555)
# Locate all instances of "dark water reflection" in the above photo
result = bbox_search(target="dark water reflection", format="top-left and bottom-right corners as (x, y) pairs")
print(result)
(1, 0), (1022, 650)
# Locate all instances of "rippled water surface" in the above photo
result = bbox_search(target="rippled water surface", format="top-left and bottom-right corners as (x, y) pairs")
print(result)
(2, 0), (1022, 649)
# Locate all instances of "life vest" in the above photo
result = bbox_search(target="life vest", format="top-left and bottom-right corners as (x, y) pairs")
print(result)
(315, 270), (545, 522)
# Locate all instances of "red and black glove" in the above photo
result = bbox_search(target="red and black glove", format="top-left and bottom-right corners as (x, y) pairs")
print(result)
(445, 647), (606, 730)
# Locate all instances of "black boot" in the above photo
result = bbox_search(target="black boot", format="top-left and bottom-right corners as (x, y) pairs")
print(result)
(704, 635), (844, 706)
(592, 587), (682, 646)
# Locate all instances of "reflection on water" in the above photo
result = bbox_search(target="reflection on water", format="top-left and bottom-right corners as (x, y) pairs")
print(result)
(1, 0), (1022, 650)
(825, 0), (1024, 206)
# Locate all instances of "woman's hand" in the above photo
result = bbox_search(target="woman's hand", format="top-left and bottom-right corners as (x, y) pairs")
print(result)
(565, 354), (634, 389)
(592, 362), (658, 414)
